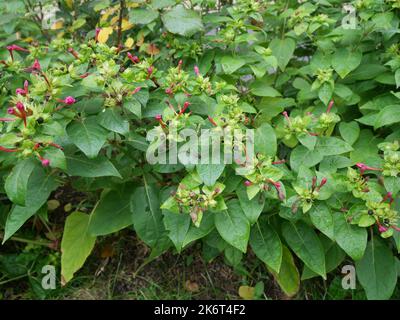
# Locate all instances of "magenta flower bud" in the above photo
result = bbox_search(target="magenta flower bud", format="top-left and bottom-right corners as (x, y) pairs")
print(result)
(95, 28), (101, 41)
(7, 107), (15, 115)
(147, 66), (154, 75)
(165, 88), (172, 95)
(379, 225), (388, 233)
(155, 114), (162, 121)
(16, 88), (25, 95)
(41, 158), (50, 167)
(32, 59), (41, 71)
(356, 162), (366, 169)
(16, 102), (24, 112)
(64, 96), (76, 105)
(320, 177), (327, 187)
(244, 180), (252, 187)
(194, 65), (200, 76)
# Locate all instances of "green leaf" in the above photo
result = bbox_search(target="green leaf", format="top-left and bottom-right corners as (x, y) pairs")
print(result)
(332, 212), (367, 260)
(98, 108), (129, 135)
(162, 5), (203, 37)
(61, 212), (96, 284)
(214, 199), (250, 253)
(221, 56), (246, 74)
(88, 187), (133, 236)
(395, 69), (400, 88)
(196, 163), (225, 186)
(131, 181), (167, 248)
(309, 203), (334, 240)
(254, 123), (277, 157)
(339, 121), (360, 145)
(163, 211), (191, 253)
(332, 48), (362, 78)
(315, 137), (353, 156)
(282, 221), (326, 278)
(237, 183), (265, 224)
(67, 117), (108, 158)
(250, 220), (282, 273)
(44, 148), (67, 171)
(129, 8), (159, 25)
(356, 239), (397, 300)
(267, 246), (300, 297)
(3, 168), (58, 243)
(374, 105), (400, 129)
(251, 85), (282, 97)
(66, 154), (121, 178)
(269, 38), (296, 71)
(5, 159), (37, 206)
(290, 145), (323, 172)
(318, 83), (333, 105)
(302, 236), (346, 280)
(182, 212), (215, 247)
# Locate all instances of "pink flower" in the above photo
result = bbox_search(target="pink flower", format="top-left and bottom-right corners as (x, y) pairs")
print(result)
(244, 180), (252, 187)
(16, 88), (26, 95)
(32, 59), (41, 71)
(16, 102), (25, 112)
(179, 102), (190, 114)
(7, 107), (15, 115)
(127, 52), (139, 64)
(194, 65), (200, 76)
(63, 96), (76, 105)
(95, 28), (101, 42)
(41, 158), (50, 167)
(155, 114), (162, 121)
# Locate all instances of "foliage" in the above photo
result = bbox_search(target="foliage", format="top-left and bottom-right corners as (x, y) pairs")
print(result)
(1, 0), (400, 300)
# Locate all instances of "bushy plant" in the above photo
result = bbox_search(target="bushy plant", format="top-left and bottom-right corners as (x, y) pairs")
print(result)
(1, 0), (400, 299)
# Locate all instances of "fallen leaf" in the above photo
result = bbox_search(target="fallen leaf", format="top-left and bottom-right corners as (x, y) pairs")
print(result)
(238, 285), (255, 300)
(125, 37), (134, 48)
(185, 280), (199, 292)
(146, 43), (160, 56)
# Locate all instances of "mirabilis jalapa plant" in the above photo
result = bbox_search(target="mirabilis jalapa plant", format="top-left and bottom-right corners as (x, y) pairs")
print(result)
(1, 0), (400, 299)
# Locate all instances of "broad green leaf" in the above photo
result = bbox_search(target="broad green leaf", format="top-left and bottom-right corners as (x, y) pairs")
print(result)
(269, 38), (296, 71)
(214, 199), (250, 253)
(43, 148), (67, 171)
(221, 56), (245, 74)
(182, 212), (215, 247)
(254, 123), (277, 157)
(318, 83), (333, 105)
(290, 145), (323, 172)
(130, 181), (167, 248)
(162, 5), (203, 37)
(66, 154), (121, 178)
(374, 105), (400, 129)
(98, 108), (129, 135)
(332, 48), (362, 78)
(237, 183), (265, 224)
(61, 212), (96, 284)
(309, 203), (334, 240)
(339, 121), (360, 145)
(251, 85), (282, 97)
(302, 236), (346, 280)
(3, 168), (58, 243)
(5, 158), (37, 206)
(333, 212), (367, 260)
(88, 187), (133, 236)
(316, 137), (353, 156)
(163, 211), (191, 252)
(267, 246), (300, 297)
(129, 8), (159, 24)
(196, 163), (225, 186)
(250, 220), (282, 273)
(356, 239), (397, 300)
(67, 117), (107, 158)
(282, 221), (326, 278)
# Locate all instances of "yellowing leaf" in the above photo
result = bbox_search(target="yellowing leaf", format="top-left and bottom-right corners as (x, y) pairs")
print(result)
(65, 0), (73, 9)
(97, 27), (113, 44)
(238, 285), (255, 300)
(121, 19), (133, 31)
(51, 20), (64, 30)
(110, 16), (119, 26)
(125, 37), (134, 48)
